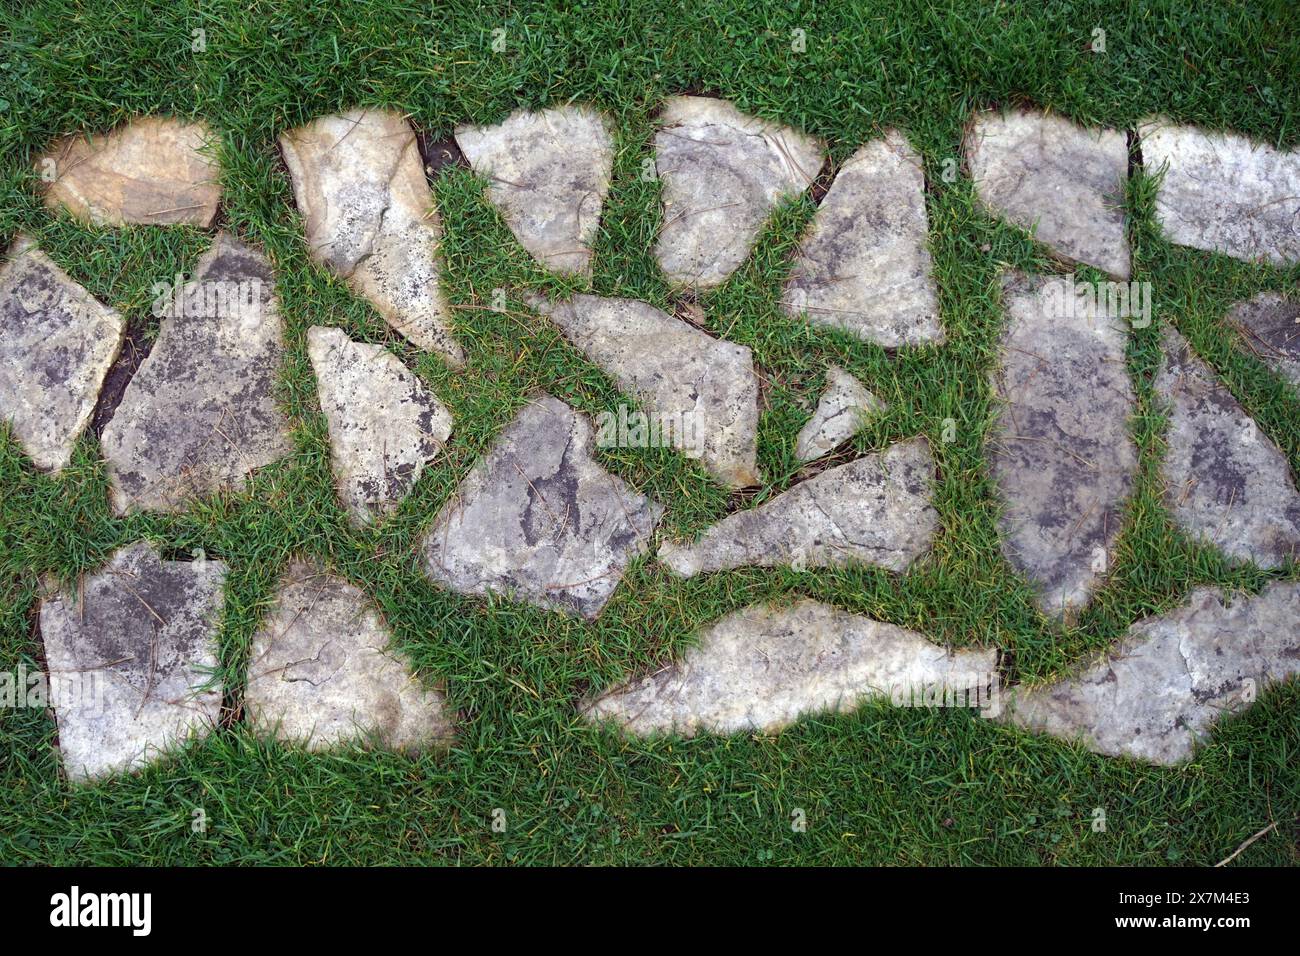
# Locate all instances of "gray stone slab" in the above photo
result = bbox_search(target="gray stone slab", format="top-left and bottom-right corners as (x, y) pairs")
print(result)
(456, 106), (614, 276)
(653, 96), (824, 288)
(38, 117), (221, 227)
(1154, 327), (1300, 567)
(307, 326), (452, 526)
(39, 541), (226, 781)
(101, 233), (293, 515)
(527, 293), (760, 488)
(658, 436), (937, 577)
(280, 109), (463, 364)
(1139, 118), (1300, 267)
(783, 132), (944, 346)
(794, 366), (884, 463)
(585, 599), (998, 736)
(246, 559), (453, 752)
(1001, 581), (1300, 765)
(990, 271), (1137, 618)
(0, 237), (124, 471)
(965, 109), (1130, 279)
(1228, 292), (1300, 388)
(422, 393), (663, 619)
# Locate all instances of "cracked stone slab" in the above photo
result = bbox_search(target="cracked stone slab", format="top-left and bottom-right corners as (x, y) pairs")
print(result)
(1228, 292), (1300, 388)
(991, 271), (1137, 618)
(1154, 327), (1300, 567)
(585, 599), (998, 736)
(455, 106), (614, 276)
(783, 132), (944, 347)
(527, 293), (760, 488)
(101, 233), (292, 515)
(794, 366), (885, 463)
(658, 436), (937, 577)
(1001, 582), (1300, 765)
(965, 109), (1130, 279)
(0, 237), (125, 471)
(38, 117), (221, 227)
(38, 542), (226, 781)
(1139, 118), (1300, 267)
(307, 326), (452, 526)
(653, 96), (824, 288)
(246, 560), (453, 752)
(280, 109), (463, 364)
(422, 393), (663, 619)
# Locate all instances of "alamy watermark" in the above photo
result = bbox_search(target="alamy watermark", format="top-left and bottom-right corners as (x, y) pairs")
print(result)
(595, 404), (704, 459)
(0, 662), (103, 715)
(150, 275), (265, 323)
(890, 671), (1002, 718)
(1043, 274), (1152, 328)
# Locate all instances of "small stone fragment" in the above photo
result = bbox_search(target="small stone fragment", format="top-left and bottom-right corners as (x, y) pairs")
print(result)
(527, 293), (760, 488)
(654, 96), (824, 288)
(38, 542), (226, 781)
(990, 271), (1137, 618)
(586, 599), (998, 736)
(307, 326), (452, 526)
(0, 237), (124, 471)
(794, 366), (885, 463)
(783, 132), (944, 346)
(1139, 118), (1300, 267)
(1228, 292), (1300, 388)
(1001, 582), (1300, 765)
(38, 117), (222, 227)
(965, 109), (1130, 279)
(279, 109), (463, 364)
(658, 436), (936, 577)
(1154, 327), (1300, 567)
(101, 233), (292, 515)
(246, 560), (453, 752)
(455, 106), (614, 276)
(422, 393), (663, 619)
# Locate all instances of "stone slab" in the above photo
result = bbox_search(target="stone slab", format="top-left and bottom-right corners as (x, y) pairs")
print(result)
(794, 366), (884, 463)
(1228, 292), (1300, 388)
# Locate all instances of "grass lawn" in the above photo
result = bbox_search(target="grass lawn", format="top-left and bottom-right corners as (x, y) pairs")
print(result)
(1, 0), (1298, 865)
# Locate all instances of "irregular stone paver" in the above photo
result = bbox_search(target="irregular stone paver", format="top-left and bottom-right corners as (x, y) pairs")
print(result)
(654, 96), (824, 288)
(1139, 118), (1300, 267)
(39, 542), (226, 781)
(1228, 292), (1300, 387)
(280, 109), (463, 365)
(38, 117), (222, 227)
(658, 436), (937, 577)
(1154, 327), (1300, 567)
(783, 132), (944, 346)
(1001, 582), (1300, 765)
(586, 599), (998, 736)
(307, 326), (453, 526)
(101, 233), (292, 515)
(794, 366), (885, 463)
(965, 109), (1130, 279)
(990, 271), (1137, 618)
(0, 237), (124, 471)
(246, 560), (453, 752)
(455, 106), (614, 276)
(527, 293), (761, 488)
(423, 393), (663, 619)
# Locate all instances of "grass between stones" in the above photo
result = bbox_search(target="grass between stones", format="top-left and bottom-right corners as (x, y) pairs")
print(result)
(1, 0), (1298, 865)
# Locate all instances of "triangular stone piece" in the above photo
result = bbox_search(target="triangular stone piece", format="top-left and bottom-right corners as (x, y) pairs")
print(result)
(39, 542), (226, 781)
(794, 366), (885, 463)
(101, 233), (293, 515)
(246, 560), (453, 752)
(586, 599), (998, 736)
(965, 109), (1130, 279)
(653, 96), (824, 288)
(1154, 327), (1300, 567)
(658, 436), (937, 577)
(38, 117), (221, 227)
(783, 132), (944, 346)
(280, 109), (463, 364)
(423, 394), (663, 619)
(0, 237), (125, 471)
(455, 106), (614, 276)
(527, 293), (760, 488)
(307, 326), (452, 526)
(1228, 292), (1300, 388)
